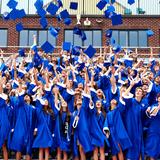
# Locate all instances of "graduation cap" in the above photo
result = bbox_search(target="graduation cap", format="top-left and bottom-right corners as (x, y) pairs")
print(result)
(31, 45), (38, 53)
(18, 69), (26, 78)
(57, 0), (63, 8)
(110, 38), (116, 46)
(96, 0), (107, 10)
(49, 26), (58, 38)
(107, 5), (115, 12)
(111, 0), (116, 4)
(70, 2), (78, 10)
(2, 12), (10, 20)
(124, 58), (133, 68)
(46, 2), (59, 16)
(18, 48), (25, 57)
(113, 45), (122, 53)
(62, 42), (72, 52)
(77, 63), (85, 72)
(128, 0), (135, 5)
(56, 14), (62, 22)
(104, 61), (111, 67)
(73, 27), (82, 36)
(105, 29), (112, 38)
(33, 52), (42, 67)
(34, 0), (43, 10)
(40, 17), (48, 29)
(104, 10), (115, 18)
(111, 14), (123, 26)
(64, 18), (72, 25)
(60, 9), (70, 19)
(9, 9), (26, 20)
(55, 27), (61, 33)
(7, 0), (18, 9)
(12, 80), (19, 89)
(18, 9), (26, 18)
(71, 46), (81, 56)
(37, 8), (46, 17)
(147, 30), (154, 37)
(26, 62), (34, 72)
(81, 31), (87, 41)
(41, 41), (55, 54)
(84, 45), (96, 58)
(0, 63), (8, 72)
(16, 22), (23, 32)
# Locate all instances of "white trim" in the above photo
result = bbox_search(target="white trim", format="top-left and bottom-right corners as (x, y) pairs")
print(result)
(89, 104), (94, 109)
(66, 89), (75, 95)
(82, 93), (91, 99)
(32, 86), (38, 92)
(72, 117), (79, 128)
(111, 86), (117, 94)
(103, 127), (110, 135)
(55, 103), (61, 111)
(119, 98), (125, 106)
(11, 129), (14, 132)
(18, 69), (26, 74)
(150, 106), (159, 117)
(118, 79), (125, 85)
(122, 93), (134, 99)
(19, 90), (25, 96)
(0, 93), (8, 100)
(34, 128), (38, 132)
(13, 80), (19, 86)
(145, 107), (151, 118)
(44, 85), (52, 92)
(147, 82), (153, 93)
(90, 87), (97, 93)
(57, 82), (66, 88)
(37, 98), (46, 105)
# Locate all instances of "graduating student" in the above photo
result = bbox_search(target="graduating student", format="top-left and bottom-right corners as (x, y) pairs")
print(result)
(0, 81), (10, 160)
(103, 97), (132, 160)
(32, 98), (55, 160)
(54, 89), (72, 160)
(89, 99), (109, 160)
(9, 83), (36, 160)
(122, 79), (148, 160)
(72, 67), (93, 160)
(145, 94), (160, 160)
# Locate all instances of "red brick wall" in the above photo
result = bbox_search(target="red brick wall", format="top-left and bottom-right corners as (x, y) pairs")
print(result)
(0, 15), (160, 55)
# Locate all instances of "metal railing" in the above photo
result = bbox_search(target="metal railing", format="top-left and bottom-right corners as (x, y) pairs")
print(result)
(0, 46), (159, 59)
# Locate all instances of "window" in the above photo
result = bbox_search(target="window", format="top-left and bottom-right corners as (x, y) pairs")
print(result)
(0, 29), (8, 47)
(19, 30), (56, 46)
(64, 30), (102, 47)
(112, 30), (148, 47)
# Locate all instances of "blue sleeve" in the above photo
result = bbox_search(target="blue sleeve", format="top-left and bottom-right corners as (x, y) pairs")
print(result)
(90, 89), (98, 104)
(123, 95), (133, 109)
(81, 95), (90, 110)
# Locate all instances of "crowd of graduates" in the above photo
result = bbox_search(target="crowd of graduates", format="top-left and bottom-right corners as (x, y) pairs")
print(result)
(0, 38), (159, 160)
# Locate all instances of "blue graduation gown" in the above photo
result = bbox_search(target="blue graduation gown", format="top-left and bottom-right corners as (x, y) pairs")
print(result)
(144, 103), (160, 159)
(104, 106), (132, 155)
(123, 96), (146, 160)
(0, 95), (10, 148)
(32, 108), (55, 148)
(55, 112), (72, 152)
(89, 108), (110, 148)
(9, 96), (36, 155)
(72, 95), (93, 153)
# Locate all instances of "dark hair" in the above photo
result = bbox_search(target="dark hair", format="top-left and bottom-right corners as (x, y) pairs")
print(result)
(43, 104), (55, 120)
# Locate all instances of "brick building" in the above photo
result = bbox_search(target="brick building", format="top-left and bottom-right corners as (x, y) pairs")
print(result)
(0, 0), (160, 57)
